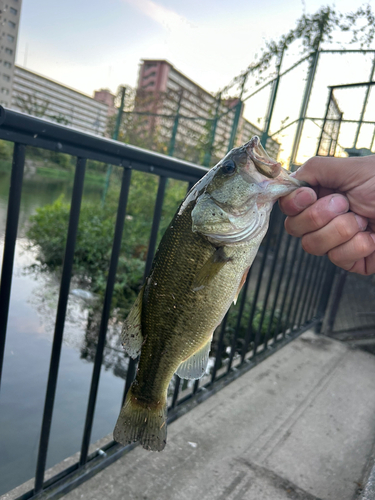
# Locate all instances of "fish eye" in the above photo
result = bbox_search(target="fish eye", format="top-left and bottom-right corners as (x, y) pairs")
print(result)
(221, 160), (236, 175)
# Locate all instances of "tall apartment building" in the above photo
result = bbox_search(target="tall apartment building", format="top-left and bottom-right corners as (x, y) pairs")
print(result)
(12, 66), (115, 136)
(0, 0), (22, 106)
(136, 60), (279, 162)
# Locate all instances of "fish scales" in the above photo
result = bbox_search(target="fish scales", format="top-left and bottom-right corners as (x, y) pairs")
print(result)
(114, 136), (307, 451)
(136, 202), (265, 402)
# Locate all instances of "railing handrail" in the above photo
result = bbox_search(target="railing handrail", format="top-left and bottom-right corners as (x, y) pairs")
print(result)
(0, 106), (208, 182)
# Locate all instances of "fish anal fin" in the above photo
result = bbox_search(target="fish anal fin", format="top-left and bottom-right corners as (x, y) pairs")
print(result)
(192, 247), (231, 291)
(121, 286), (145, 359)
(234, 267), (250, 305)
(175, 337), (212, 380)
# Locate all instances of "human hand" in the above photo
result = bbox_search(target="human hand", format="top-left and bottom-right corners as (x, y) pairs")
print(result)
(279, 155), (375, 275)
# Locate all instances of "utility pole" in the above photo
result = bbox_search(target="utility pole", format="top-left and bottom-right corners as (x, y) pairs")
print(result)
(102, 86), (126, 205)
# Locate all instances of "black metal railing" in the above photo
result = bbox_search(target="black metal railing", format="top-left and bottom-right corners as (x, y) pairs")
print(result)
(0, 108), (336, 500)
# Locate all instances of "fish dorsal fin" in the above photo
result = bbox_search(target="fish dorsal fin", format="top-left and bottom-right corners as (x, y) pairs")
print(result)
(192, 247), (231, 292)
(175, 337), (212, 380)
(121, 286), (145, 359)
(233, 267), (250, 305)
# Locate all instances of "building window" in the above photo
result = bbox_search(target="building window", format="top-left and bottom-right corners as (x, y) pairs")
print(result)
(8, 21), (16, 28)
(3, 74), (10, 81)
(5, 48), (12, 55)
(7, 34), (14, 42)
(4, 61), (11, 68)
(9, 7), (17, 14)
(1, 87), (9, 94)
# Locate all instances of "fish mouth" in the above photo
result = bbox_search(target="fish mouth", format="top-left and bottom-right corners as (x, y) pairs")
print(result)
(246, 136), (281, 179)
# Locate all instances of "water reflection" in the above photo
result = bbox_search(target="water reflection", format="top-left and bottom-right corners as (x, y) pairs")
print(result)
(0, 170), (126, 496)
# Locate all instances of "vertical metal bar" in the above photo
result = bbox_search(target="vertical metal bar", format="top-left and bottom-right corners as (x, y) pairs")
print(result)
(273, 237), (300, 343)
(227, 100), (242, 151)
(226, 265), (253, 373)
(186, 181), (195, 194)
(241, 213), (276, 362)
(204, 93), (221, 167)
(143, 176), (167, 278)
(211, 313), (228, 383)
(296, 254), (314, 327)
(34, 157), (86, 493)
(261, 49), (284, 149)
(168, 90), (183, 156)
(290, 252), (310, 330)
(263, 233), (291, 350)
(122, 175), (168, 403)
(283, 246), (305, 335)
(316, 87), (333, 156)
(315, 262), (336, 334)
(332, 112), (343, 157)
(193, 379), (199, 394)
(300, 256), (320, 324)
(310, 258), (329, 319)
(253, 221), (284, 356)
(353, 54), (375, 148)
(171, 376), (181, 409)
(324, 267), (346, 335)
(0, 143), (25, 389)
(227, 72), (248, 152)
(290, 50), (320, 169)
(80, 166), (132, 466)
(102, 87), (127, 205)
(370, 124), (375, 152)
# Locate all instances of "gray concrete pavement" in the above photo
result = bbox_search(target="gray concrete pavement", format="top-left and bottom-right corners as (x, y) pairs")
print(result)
(60, 331), (375, 500)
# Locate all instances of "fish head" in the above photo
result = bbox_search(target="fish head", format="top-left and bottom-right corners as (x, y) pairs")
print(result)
(187, 136), (307, 244)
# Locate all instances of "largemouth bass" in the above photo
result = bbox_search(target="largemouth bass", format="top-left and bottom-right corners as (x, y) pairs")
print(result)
(114, 137), (305, 451)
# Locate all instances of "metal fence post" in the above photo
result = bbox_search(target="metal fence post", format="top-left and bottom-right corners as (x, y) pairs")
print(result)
(314, 262), (337, 334)
(324, 268), (348, 335)
(261, 49), (284, 149)
(102, 86), (126, 204)
(168, 90), (183, 156)
(204, 93), (221, 167)
(353, 53), (375, 148)
(289, 50), (320, 169)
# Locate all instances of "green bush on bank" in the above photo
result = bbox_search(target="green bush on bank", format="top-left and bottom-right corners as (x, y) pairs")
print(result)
(27, 172), (187, 318)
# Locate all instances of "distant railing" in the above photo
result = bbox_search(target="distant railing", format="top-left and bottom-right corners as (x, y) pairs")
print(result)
(0, 107), (336, 500)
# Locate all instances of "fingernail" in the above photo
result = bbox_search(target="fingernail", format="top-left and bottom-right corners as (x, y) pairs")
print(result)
(294, 190), (315, 209)
(371, 233), (375, 245)
(354, 214), (368, 231)
(328, 195), (349, 214)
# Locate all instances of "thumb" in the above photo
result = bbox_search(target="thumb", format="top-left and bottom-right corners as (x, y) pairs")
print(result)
(293, 155), (373, 191)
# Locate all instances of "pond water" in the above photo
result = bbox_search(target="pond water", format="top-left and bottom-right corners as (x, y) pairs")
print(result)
(0, 168), (127, 496)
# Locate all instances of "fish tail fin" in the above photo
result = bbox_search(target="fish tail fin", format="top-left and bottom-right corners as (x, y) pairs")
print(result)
(113, 387), (167, 452)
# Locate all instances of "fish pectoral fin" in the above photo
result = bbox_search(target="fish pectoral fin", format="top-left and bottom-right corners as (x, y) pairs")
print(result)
(175, 337), (212, 380)
(192, 247), (231, 291)
(121, 285), (145, 359)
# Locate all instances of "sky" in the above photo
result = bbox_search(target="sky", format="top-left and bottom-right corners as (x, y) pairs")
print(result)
(15, 0), (375, 163)
(15, 0), (373, 96)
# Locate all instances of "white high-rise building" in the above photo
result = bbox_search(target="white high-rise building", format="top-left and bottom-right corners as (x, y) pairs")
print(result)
(0, 0), (22, 106)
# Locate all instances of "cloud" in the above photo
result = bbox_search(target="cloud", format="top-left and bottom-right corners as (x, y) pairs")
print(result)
(123, 0), (196, 33)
